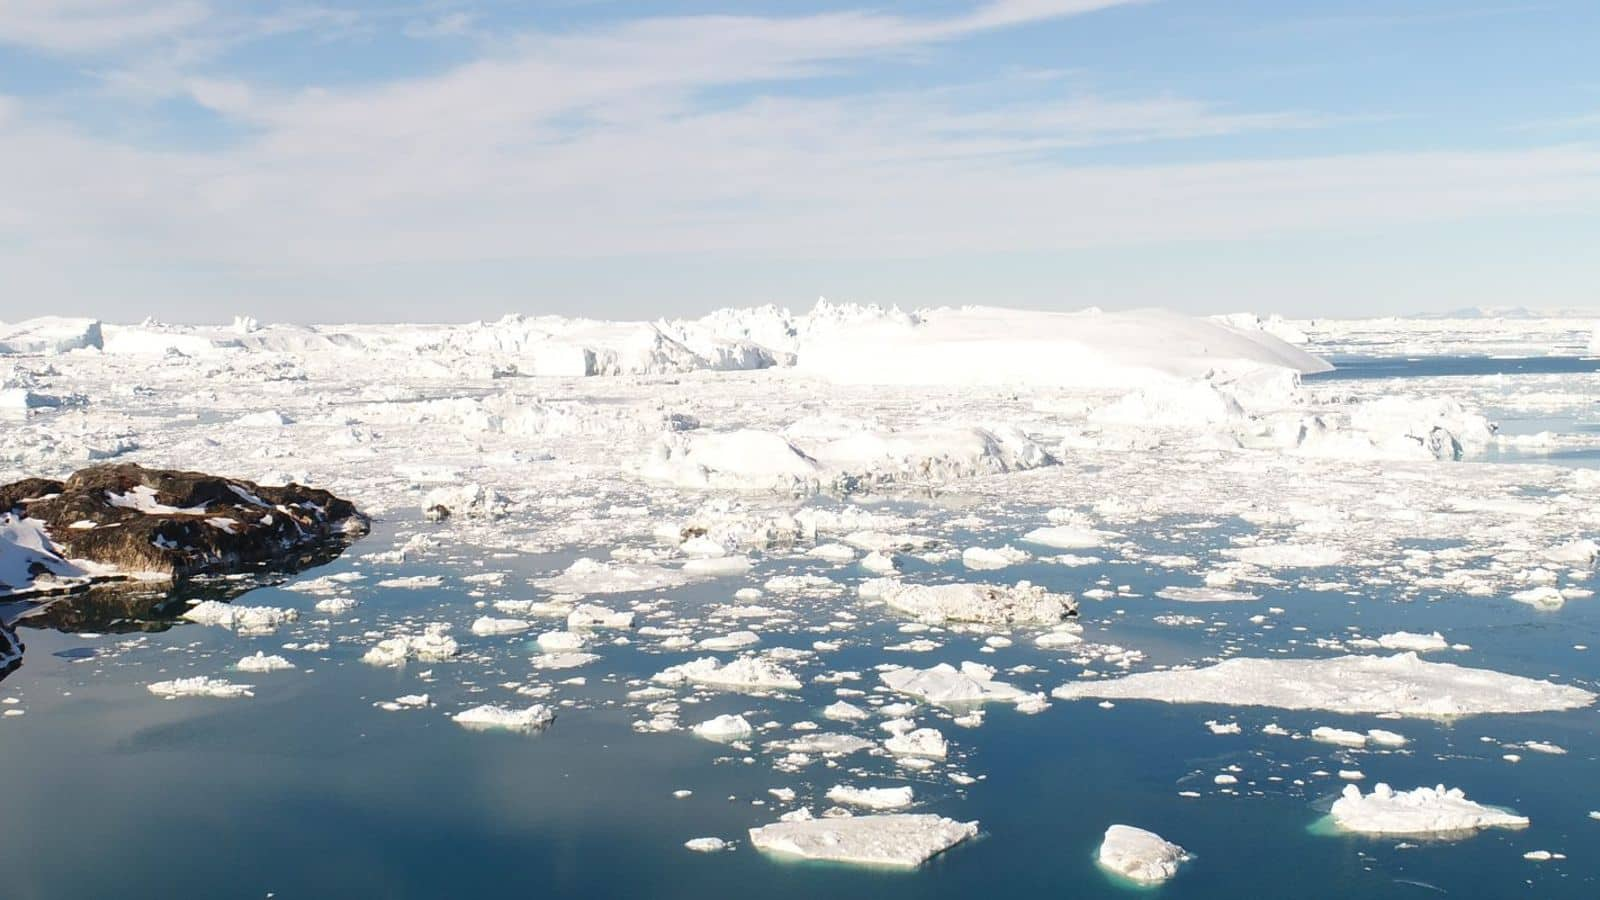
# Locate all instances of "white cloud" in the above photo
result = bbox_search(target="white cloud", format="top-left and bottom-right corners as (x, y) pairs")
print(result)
(1, 0), (1597, 316)
(0, 0), (210, 53)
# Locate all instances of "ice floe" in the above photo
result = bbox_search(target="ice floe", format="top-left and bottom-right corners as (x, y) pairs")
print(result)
(862, 579), (1075, 625)
(748, 813), (978, 867)
(1096, 825), (1191, 885)
(1051, 653), (1595, 717)
(452, 704), (555, 732)
(1329, 783), (1528, 835)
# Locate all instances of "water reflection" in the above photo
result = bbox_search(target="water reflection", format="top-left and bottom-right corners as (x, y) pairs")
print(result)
(0, 536), (356, 686)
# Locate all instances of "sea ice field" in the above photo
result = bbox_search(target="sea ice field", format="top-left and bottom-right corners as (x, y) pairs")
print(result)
(2, 305), (1599, 898)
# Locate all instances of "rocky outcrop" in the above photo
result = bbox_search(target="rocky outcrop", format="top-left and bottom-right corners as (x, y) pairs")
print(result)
(1, 463), (368, 583)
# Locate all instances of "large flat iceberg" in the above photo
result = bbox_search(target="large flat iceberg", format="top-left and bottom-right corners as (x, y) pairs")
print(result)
(748, 813), (978, 867)
(1050, 653), (1594, 717)
(795, 307), (1331, 389)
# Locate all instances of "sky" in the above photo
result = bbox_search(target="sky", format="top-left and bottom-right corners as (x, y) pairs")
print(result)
(0, 0), (1597, 324)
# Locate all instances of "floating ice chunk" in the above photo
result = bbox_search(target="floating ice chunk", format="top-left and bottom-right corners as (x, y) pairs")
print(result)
(471, 616), (531, 635)
(1311, 726), (1369, 748)
(148, 677), (253, 699)
(684, 837), (730, 853)
(653, 656), (802, 691)
(1156, 586), (1259, 603)
(531, 652), (600, 669)
(884, 727), (947, 758)
(1206, 720), (1241, 735)
(1522, 740), (1565, 755)
(1051, 653), (1595, 717)
(452, 704), (554, 732)
(1375, 631), (1449, 653)
(182, 600), (298, 634)
(1036, 629), (1084, 648)
(683, 556), (752, 577)
(863, 579), (1074, 626)
(1367, 729), (1408, 747)
(536, 631), (587, 651)
(1223, 543), (1345, 568)
(860, 551), (900, 575)
(538, 557), (693, 596)
(698, 631), (760, 651)
(826, 785), (915, 810)
(567, 604), (635, 629)
(1329, 783), (1528, 835)
(1544, 539), (1597, 566)
(679, 536), (727, 557)
(362, 624), (458, 666)
(1511, 586), (1566, 609)
(881, 661), (1034, 706)
(779, 733), (875, 755)
(1096, 825), (1191, 885)
(692, 714), (755, 741)
(961, 545), (1031, 570)
(314, 596), (358, 614)
(376, 575), (444, 590)
(809, 543), (857, 562)
(1023, 526), (1115, 550)
(236, 652), (295, 673)
(748, 814), (978, 868)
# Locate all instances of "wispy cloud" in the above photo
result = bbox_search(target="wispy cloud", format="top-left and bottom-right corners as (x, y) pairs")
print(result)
(1, 0), (1597, 318)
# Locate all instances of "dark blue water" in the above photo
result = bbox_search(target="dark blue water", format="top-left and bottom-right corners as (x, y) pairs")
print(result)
(1, 506), (1596, 899)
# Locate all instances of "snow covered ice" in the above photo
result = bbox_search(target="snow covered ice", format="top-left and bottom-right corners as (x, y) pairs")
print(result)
(1051, 653), (1595, 717)
(1329, 784), (1529, 836)
(1096, 825), (1191, 885)
(748, 813), (979, 867)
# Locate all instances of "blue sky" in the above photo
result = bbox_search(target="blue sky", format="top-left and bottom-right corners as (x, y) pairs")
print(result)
(1, 0), (1596, 323)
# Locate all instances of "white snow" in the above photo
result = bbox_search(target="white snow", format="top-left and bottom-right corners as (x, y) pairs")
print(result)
(0, 513), (87, 596)
(795, 307), (1328, 389)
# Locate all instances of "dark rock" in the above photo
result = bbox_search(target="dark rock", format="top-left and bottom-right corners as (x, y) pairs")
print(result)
(0, 620), (21, 680)
(424, 504), (451, 523)
(1, 463), (369, 580)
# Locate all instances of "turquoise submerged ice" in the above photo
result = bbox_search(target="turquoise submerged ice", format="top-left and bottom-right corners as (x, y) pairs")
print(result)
(2, 308), (1599, 898)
